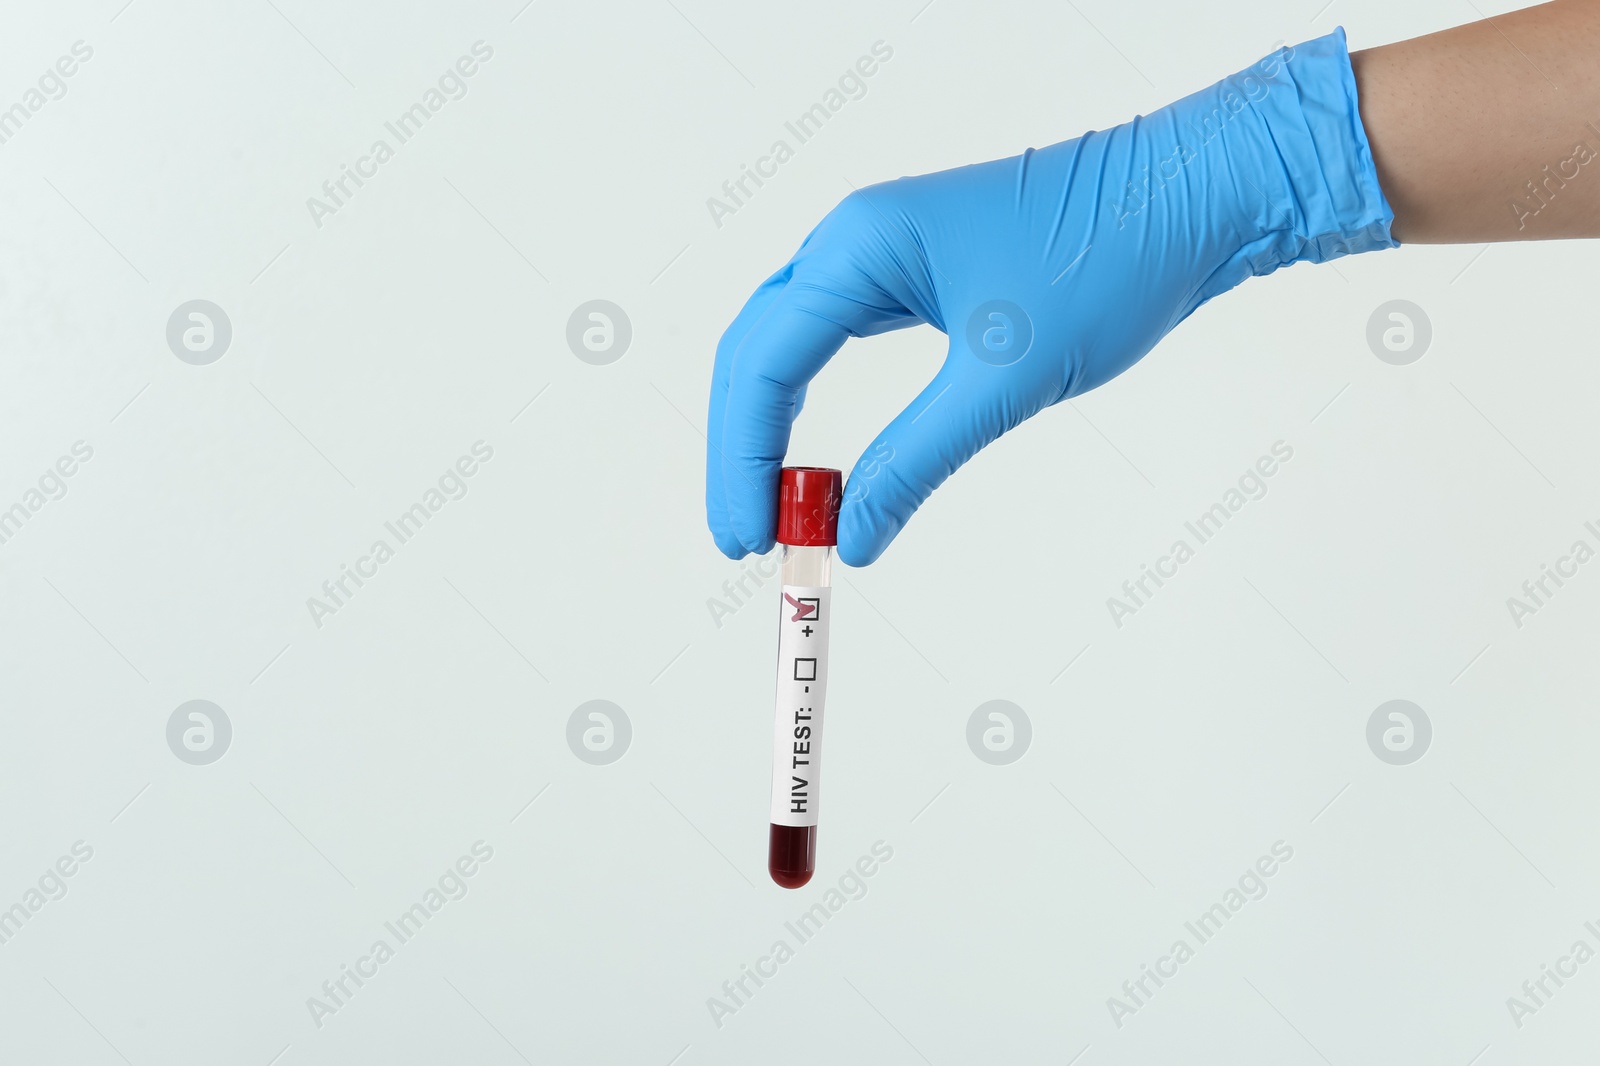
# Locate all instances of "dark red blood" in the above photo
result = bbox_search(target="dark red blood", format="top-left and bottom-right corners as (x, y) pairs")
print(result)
(768, 823), (815, 888)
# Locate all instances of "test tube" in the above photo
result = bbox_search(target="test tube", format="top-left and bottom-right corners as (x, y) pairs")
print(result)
(768, 466), (842, 889)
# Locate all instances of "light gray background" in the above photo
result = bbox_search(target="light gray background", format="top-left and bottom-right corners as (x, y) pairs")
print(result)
(2, 0), (1596, 1063)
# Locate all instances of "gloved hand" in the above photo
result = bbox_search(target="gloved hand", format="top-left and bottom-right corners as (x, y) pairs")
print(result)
(706, 28), (1395, 566)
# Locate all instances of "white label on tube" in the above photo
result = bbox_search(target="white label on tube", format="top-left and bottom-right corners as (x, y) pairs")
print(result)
(770, 584), (831, 827)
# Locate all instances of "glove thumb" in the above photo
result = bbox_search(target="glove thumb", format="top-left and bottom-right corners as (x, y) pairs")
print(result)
(836, 357), (1024, 567)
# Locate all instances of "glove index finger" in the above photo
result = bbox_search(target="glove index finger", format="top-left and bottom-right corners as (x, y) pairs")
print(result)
(706, 270), (789, 559)
(720, 283), (866, 555)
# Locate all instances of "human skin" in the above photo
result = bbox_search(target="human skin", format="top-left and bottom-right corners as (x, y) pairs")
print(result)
(1353, 0), (1600, 242)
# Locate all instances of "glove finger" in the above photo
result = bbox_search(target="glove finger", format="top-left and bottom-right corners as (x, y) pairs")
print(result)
(837, 357), (1030, 567)
(720, 280), (870, 554)
(706, 268), (790, 558)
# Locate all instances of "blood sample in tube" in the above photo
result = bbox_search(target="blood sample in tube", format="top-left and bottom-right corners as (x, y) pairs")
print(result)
(768, 466), (841, 889)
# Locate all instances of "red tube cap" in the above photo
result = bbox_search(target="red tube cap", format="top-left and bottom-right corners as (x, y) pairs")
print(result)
(777, 466), (842, 546)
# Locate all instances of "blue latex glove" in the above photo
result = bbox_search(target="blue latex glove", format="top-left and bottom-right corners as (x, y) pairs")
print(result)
(706, 28), (1395, 566)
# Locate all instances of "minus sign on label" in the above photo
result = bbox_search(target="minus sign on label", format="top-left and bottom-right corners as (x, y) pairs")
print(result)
(804, 686), (810, 692)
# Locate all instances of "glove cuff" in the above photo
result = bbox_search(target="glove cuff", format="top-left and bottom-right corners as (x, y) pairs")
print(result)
(1227, 28), (1399, 266)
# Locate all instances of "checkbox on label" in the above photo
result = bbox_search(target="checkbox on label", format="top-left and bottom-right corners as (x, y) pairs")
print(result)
(793, 658), (817, 682)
